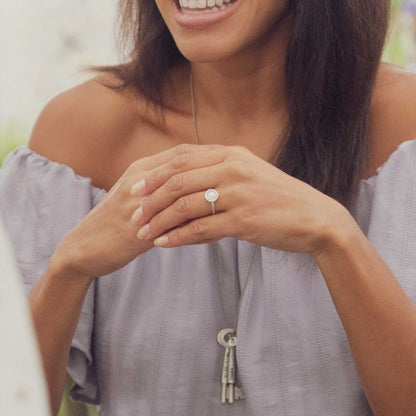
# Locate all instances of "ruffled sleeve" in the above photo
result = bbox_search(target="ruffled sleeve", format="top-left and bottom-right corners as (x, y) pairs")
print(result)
(366, 138), (416, 297)
(0, 145), (107, 405)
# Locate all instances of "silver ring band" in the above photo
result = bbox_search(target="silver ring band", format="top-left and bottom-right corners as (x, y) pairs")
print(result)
(204, 189), (218, 215)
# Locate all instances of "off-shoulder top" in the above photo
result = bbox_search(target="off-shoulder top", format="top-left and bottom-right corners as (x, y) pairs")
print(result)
(1, 141), (416, 416)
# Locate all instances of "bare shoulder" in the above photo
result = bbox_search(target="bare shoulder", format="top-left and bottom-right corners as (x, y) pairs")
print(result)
(369, 62), (416, 175)
(28, 73), (148, 189)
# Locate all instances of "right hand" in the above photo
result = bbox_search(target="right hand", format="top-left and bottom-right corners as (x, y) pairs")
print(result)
(50, 143), (220, 279)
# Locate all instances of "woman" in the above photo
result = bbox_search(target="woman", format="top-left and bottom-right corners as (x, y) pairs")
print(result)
(1, 0), (416, 414)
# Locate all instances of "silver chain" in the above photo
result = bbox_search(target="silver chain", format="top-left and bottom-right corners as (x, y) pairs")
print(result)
(190, 69), (200, 145)
(189, 65), (255, 402)
(189, 65), (258, 328)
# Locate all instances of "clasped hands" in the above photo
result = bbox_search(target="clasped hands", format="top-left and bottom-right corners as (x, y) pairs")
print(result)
(125, 143), (350, 259)
(53, 142), (356, 279)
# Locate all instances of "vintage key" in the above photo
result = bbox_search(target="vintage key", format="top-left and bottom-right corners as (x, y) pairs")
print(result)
(226, 335), (237, 403)
(217, 328), (234, 404)
(234, 386), (246, 400)
(220, 344), (230, 403)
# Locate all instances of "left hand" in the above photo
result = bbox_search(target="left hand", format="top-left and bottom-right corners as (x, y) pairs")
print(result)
(129, 143), (350, 257)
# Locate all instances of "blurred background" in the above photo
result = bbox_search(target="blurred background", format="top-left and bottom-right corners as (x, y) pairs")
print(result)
(1, 0), (416, 415)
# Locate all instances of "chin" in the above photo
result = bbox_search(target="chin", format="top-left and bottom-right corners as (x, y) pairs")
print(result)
(158, 0), (289, 64)
(176, 42), (238, 63)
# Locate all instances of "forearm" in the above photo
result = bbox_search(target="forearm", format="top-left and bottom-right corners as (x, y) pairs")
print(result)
(28, 258), (94, 416)
(313, 210), (416, 416)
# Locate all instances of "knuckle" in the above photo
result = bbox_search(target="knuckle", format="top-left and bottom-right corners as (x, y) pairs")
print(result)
(206, 144), (225, 152)
(115, 177), (132, 199)
(150, 213), (160, 228)
(118, 177), (130, 191)
(124, 161), (137, 175)
(129, 159), (141, 171)
(172, 151), (191, 169)
(169, 227), (181, 245)
(234, 211), (255, 240)
(140, 196), (152, 214)
(176, 195), (192, 214)
(224, 159), (249, 180)
(190, 220), (206, 237)
(148, 166), (164, 185)
(174, 143), (194, 156)
(125, 161), (145, 179)
(167, 174), (184, 192)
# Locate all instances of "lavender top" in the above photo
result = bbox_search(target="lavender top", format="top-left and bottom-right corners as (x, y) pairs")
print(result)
(1, 141), (416, 416)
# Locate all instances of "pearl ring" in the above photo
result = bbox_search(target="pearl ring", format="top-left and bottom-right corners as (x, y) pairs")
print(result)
(204, 189), (219, 215)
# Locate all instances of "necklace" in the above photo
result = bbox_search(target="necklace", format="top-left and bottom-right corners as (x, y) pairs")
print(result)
(189, 68), (257, 404)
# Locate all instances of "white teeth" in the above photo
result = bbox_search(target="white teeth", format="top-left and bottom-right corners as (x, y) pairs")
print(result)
(179, 0), (235, 12)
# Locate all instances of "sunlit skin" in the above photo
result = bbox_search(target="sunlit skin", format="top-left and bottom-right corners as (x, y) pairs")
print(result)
(127, 143), (344, 255)
(156, 0), (291, 126)
(133, 0), (317, 250)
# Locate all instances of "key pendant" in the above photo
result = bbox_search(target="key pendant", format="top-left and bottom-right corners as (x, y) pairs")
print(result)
(217, 328), (233, 404)
(221, 344), (230, 403)
(227, 335), (236, 403)
(217, 328), (246, 404)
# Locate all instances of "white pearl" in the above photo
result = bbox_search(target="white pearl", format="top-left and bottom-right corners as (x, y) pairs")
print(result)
(205, 189), (219, 202)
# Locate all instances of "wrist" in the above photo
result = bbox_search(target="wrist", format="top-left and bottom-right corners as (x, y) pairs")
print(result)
(47, 251), (95, 285)
(310, 205), (362, 262)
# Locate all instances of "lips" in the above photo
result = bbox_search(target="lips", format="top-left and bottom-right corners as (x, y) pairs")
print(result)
(174, 0), (238, 13)
(172, 0), (242, 28)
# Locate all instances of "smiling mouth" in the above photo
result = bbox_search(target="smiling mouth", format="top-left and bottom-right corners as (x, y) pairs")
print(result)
(175, 0), (239, 13)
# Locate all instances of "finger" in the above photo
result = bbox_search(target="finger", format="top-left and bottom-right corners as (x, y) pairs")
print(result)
(151, 212), (234, 248)
(135, 187), (230, 240)
(136, 163), (227, 224)
(132, 143), (225, 172)
(130, 144), (228, 196)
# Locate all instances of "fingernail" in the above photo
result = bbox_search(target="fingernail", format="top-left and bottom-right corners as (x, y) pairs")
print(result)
(131, 206), (143, 224)
(153, 235), (169, 247)
(130, 179), (145, 196)
(137, 223), (150, 239)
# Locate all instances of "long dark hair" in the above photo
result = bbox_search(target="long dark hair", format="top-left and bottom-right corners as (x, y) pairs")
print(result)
(91, 0), (390, 208)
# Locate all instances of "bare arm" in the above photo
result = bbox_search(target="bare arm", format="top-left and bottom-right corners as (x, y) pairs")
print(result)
(28, 261), (94, 415)
(24, 81), (154, 414)
(313, 212), (416, 416)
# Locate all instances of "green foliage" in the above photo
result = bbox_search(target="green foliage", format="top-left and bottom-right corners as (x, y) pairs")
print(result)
(383, 0), (407, 66)
(58, 376), (98, 416)
(0, 123), (27, 167)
